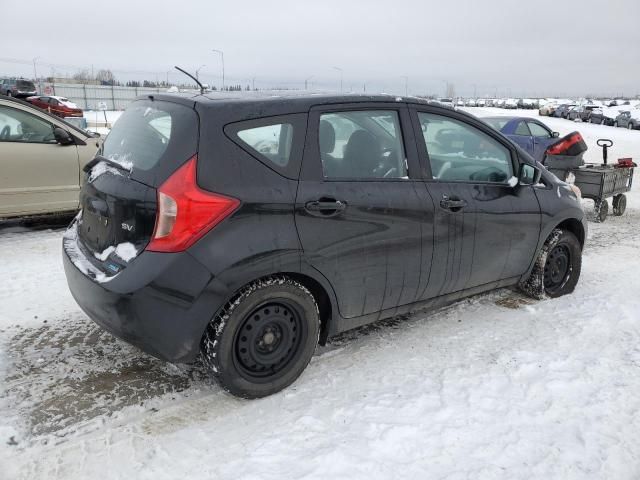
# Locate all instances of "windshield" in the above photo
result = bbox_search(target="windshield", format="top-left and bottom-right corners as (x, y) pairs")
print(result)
(483, 118), (509, 131)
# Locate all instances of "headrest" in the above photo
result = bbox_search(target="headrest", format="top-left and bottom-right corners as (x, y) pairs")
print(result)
(319, 120), (336, 154)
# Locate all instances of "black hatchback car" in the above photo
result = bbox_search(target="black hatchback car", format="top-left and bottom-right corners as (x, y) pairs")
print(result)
(63, 93), (587, 398)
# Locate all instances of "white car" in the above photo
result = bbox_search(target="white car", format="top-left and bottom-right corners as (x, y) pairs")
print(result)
(504, 98), (518, 109)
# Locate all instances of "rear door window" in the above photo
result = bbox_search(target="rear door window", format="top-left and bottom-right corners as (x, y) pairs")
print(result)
(514, 121), (531, 136)
(319, 110), (407, 179)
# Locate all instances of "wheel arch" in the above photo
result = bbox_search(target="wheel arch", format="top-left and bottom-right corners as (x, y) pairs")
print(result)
(203, 270), (336, 348)
(556, 217), (586, 249)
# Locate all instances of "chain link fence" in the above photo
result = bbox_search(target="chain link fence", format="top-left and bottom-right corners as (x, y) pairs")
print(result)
(40, 82), (172, 110)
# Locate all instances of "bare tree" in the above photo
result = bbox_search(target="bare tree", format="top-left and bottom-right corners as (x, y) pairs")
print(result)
(96, 69), (116, 85)
(73, 69), (92, 83)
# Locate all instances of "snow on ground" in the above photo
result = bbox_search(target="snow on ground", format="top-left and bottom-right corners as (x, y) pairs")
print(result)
(1, 108), (639, 479)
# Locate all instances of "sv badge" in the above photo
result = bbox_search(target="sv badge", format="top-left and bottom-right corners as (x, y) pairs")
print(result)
(121, 222), (134, 232)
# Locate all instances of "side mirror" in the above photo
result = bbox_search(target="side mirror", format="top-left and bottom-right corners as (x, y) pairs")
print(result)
(53, 127), (74, 145)
(552, 131), (560, 138)
(518, 163), (541, 186)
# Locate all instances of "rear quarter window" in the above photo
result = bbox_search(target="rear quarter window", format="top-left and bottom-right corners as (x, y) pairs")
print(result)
(225, 114), (307, 179)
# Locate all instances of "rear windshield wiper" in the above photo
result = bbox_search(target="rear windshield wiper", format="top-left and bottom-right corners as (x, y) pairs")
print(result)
(83, 155), (132, 174)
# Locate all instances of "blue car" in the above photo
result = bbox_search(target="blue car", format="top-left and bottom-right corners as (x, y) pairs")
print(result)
(483, 116), (560, 162)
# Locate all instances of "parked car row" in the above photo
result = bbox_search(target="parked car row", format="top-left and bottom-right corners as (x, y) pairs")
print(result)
(541, 99), (640, 130)
(458, 98), (541, 109)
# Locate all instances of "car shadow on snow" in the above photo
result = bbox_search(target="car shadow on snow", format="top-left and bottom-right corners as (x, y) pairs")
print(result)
(2, 314), (211, 438)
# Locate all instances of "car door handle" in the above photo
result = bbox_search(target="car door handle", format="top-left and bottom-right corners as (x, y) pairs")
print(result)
(305, 199), (347, 216)
(440, 195), (467, 211)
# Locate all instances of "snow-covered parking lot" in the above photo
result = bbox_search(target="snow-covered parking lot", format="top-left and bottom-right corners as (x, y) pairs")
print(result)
(1, 108), (640, 479)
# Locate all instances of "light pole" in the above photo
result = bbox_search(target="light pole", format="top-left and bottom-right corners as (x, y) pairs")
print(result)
(441, 80), (449, 98)
(32, 57), (40, 81)
(196, 64), (206, 81)
(305, 75), (314, 90)
(401, 75), (409, 97)
(32, 57), (40, 93)
(212, 49), (225, 90)
(333, 66), (343, 93)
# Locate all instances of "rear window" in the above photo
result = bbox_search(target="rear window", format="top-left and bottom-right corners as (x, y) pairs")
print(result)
(102, 100), (197, 182)
(17, 80), (35, 90)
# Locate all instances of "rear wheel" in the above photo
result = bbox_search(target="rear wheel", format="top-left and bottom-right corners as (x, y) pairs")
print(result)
(519, 229), (582, 299)
(613, 194), (627, 216)
(201, 276), (320, 398)
(614, 121), (619, 128)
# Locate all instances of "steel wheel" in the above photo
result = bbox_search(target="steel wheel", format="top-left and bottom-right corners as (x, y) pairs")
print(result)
(201, 276), (320, 398)
(544, 244), (571, 296)
(234, 300), (305, 380)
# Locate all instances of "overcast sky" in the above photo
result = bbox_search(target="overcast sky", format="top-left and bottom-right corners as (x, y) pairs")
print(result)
(2, 0), (639, 97)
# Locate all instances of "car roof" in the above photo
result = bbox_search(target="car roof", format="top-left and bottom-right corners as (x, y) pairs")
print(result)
(141, 90), (456, 111)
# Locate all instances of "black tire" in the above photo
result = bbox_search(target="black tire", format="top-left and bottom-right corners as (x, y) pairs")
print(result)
(201, 276), (320, 398)
(613, 194), (627, 216)
(628, 123), (634, 130)
(601, 118), (606, 125)
(519, 228), (582, 299)
(593, 199), (609, 223)
(614, 121), (618, 128)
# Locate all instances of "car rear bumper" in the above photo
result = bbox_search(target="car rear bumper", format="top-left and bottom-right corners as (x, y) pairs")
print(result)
(62, 222), (226, 363)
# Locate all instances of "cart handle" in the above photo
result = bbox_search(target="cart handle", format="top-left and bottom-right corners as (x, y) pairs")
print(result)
(597, 138), (613, 166)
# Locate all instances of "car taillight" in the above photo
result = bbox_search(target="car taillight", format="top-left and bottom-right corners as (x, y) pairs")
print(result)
(147, 155), (240, 253)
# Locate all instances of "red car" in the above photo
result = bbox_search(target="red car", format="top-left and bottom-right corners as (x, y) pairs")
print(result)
(26, 96), (83, 118)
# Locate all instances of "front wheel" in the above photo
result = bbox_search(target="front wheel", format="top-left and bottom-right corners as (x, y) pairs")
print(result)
(201, 276), (320, 398)
(519, 229), (582, 299)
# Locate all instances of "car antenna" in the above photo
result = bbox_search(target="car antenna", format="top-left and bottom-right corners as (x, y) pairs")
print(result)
(174, 66), (205, 94)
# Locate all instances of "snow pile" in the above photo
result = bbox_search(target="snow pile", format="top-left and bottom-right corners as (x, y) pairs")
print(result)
(94, 242), (138, 263)
(88, 161), (123, 182)
(62, 218), (114, 284)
